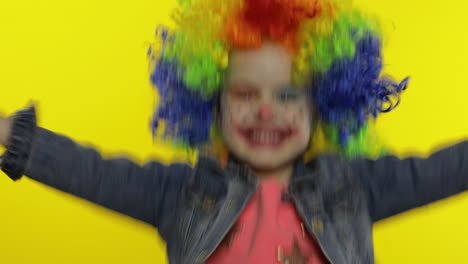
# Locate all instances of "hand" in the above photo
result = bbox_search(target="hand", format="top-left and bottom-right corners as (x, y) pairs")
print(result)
(0, 115), (13, 147)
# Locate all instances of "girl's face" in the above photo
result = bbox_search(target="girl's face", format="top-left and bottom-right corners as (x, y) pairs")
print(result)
(221, 42), (313, 173)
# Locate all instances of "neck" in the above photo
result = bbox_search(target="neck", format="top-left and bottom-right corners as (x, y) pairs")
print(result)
(253, 163), (294, 184)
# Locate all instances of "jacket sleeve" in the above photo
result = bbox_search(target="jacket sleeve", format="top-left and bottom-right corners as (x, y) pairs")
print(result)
(350, 142), (468, 222)
(0, 106), (192, 230)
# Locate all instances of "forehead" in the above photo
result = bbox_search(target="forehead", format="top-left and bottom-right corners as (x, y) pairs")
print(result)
(226, 42), (293, 89)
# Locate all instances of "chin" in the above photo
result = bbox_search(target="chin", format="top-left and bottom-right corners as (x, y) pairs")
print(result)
(224, 135), (307, 170)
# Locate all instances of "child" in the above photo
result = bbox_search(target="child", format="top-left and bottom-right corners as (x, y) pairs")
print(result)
(1, 0), (467, 263)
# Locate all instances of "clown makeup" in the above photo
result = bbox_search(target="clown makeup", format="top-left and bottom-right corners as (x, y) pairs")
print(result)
(221, 42), (313, 182)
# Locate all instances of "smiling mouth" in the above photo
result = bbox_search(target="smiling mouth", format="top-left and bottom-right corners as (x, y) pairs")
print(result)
(237, 127), (296, 147)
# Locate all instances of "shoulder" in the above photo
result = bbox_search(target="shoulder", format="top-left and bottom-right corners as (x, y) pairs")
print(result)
(303, 154), (359, 193)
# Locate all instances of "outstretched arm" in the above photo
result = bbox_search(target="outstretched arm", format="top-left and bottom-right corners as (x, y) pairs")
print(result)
(351, 142), (468, 222)
(0, 106), (192, 231)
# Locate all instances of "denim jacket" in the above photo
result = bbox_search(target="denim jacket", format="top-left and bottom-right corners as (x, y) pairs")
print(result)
(2, 106), (468, 264)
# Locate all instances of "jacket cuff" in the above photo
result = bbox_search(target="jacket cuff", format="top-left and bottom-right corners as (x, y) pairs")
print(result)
(1, 106), (37, 181)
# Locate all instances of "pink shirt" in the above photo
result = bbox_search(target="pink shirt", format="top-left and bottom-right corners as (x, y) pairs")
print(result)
(206, 179), (328, 264)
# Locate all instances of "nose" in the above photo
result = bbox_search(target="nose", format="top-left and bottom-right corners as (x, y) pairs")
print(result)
(257, 104), (273, 121)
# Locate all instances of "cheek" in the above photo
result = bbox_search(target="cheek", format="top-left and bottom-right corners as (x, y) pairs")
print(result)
(284, 106), (312, 140)
(283, 105), (309, 125)
(222, 101), (253, 127)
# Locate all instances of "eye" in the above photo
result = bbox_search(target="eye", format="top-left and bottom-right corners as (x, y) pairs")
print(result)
(277, 88), (303, 103)
(229, 85), (258, 101)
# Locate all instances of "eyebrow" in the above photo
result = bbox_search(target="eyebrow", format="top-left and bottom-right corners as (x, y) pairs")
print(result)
(225, 80), (258, 89)
(277, 84), (302, 91)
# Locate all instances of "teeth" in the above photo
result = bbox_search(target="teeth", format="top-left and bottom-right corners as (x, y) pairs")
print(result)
(253, 131), (260, 141)
(250, 130), (281, 144)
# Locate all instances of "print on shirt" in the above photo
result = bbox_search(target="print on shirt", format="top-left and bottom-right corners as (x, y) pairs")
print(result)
(206, 180), (328, 264)
(223, 224), (242, 248)
(278, 237), (311, 264)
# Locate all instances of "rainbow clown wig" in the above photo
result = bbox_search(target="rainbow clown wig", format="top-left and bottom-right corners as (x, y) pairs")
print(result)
(148, 0), (409, 159)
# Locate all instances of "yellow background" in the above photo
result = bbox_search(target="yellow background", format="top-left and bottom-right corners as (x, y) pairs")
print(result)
(1, 0), (468, 263)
